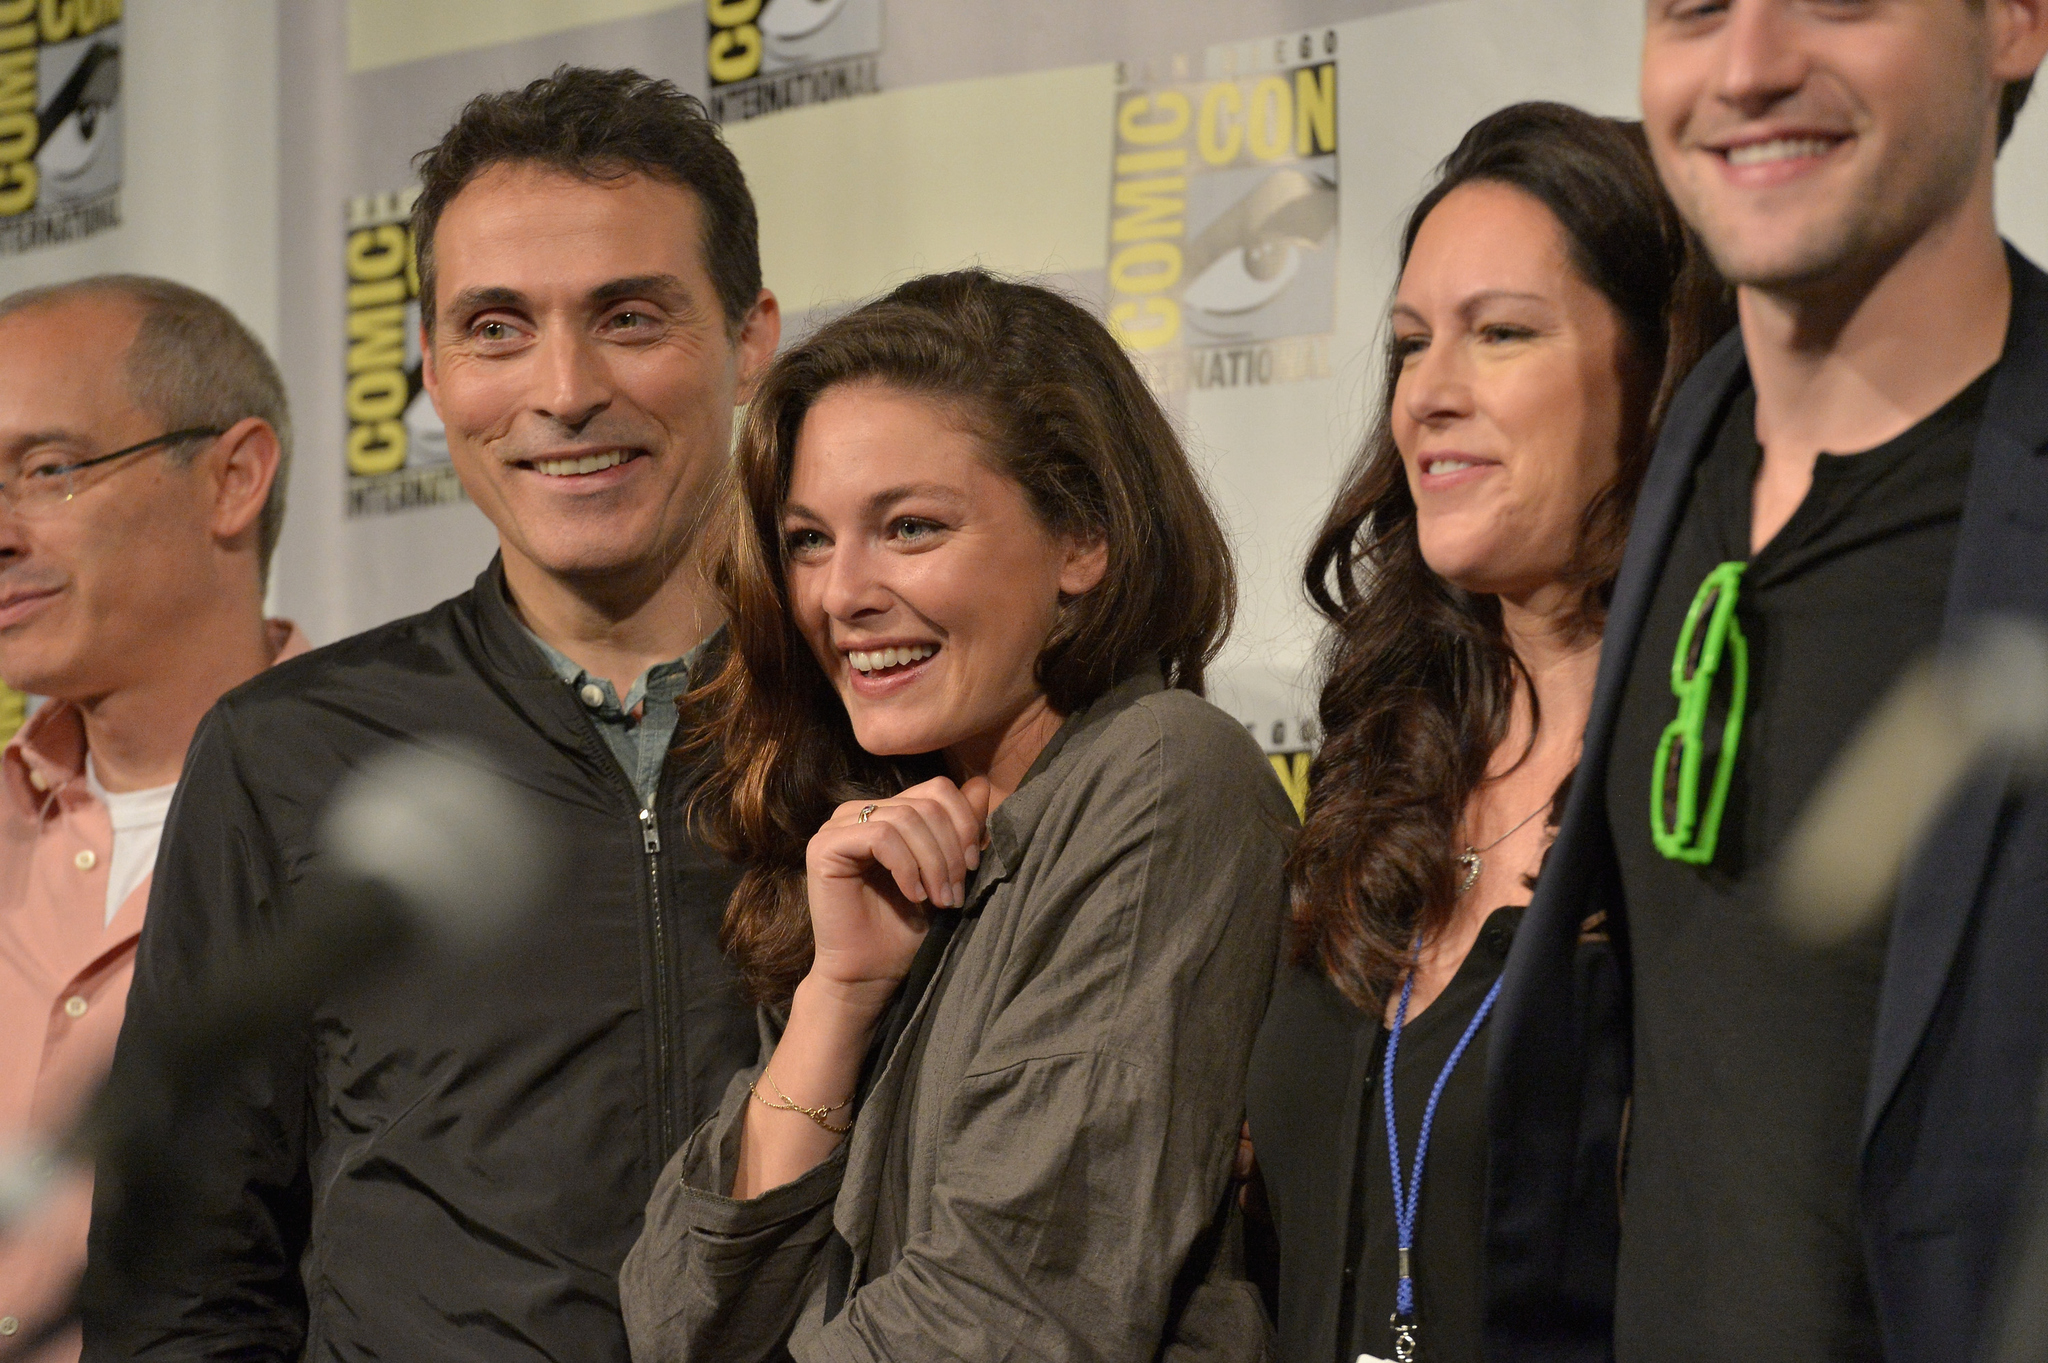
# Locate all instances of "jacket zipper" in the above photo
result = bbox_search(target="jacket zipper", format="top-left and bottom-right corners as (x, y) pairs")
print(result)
(640, 802), (677, 1159)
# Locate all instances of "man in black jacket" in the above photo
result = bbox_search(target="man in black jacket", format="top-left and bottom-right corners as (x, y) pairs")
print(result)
(1486, 4), (2048, 1362)
(83, 68), (780, 1360)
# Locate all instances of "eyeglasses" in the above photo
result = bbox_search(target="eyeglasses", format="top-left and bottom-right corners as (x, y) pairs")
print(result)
(1651, 560), (1748, 865)
(0, 427), (224, 516)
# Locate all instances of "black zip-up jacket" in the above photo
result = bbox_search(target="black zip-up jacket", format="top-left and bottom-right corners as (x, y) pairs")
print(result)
(82, 561), (756, 1362)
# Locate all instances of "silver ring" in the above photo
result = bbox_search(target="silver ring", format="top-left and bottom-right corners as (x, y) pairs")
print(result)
(858, 804), (878, 823)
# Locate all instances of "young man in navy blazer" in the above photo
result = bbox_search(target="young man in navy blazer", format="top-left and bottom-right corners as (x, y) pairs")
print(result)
(1487, 3), (2048, 1360)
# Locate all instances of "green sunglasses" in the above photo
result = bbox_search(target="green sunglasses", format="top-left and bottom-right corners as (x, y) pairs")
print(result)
(1651, 560), (1748, 864)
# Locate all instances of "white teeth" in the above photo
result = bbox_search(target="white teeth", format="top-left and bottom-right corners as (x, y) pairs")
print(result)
(1726, 137), (1835, 168)
(849, 643), (937, 674)
(533, 450), (628, 477)
(1427, 459), (1475, 475)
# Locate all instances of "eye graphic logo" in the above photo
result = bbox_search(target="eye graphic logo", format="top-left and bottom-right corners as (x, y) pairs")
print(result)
(760, 0), (849, 58)
(1106, 30), (1338, 394)
(0, 0), (125, 257)
(1182, 165), (1337, 340)
(706, 0), (881, 124)
(342, 187), (460, 519)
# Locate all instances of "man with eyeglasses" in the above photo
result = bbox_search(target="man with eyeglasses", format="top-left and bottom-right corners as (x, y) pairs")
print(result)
(0, 275), (306, 1361)
(1485, 4), (2048, 1362)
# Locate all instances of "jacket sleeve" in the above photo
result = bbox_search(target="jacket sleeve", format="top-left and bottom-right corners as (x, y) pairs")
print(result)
(81, 704), (312, 1361)
(809, 706), (1289, 1363)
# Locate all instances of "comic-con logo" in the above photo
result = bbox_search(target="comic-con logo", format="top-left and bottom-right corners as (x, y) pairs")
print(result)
(1107, 30), (1338, 393)
(0, 0), (123, 256)
(706, 0), (881, 123)
(342, 188), (459, 518)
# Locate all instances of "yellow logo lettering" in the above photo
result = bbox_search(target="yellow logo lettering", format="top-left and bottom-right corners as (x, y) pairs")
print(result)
(708, 24), (762, 84)
(1109, 297), (1180, 352)
(0, 107), (36, 162)
(1198, 83), (1242, 166)
(1268, 752), (1310, 819)
(346, 370), (408, 424)
(1108, 241), (1182, 295)
(347, 420), (407, 476)
(1117, 92), (1190, 146)
(1114, 148), (1185, 176)
(0, 49), (32, 114)
(345, 225), (407, 282)
(1111, 176), (1185, 244)
(1296, 64), (1336, 156)
(346, 305), (407, 375)
(1247, 75), (1291, 162)
(0, 158), (32, 215)
(36, 0), (72, 44)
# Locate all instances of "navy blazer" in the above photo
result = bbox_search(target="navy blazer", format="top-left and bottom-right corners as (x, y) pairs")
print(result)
(1486, 244), (2048, 1363)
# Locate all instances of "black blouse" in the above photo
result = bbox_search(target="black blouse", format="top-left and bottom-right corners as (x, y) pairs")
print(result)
(1346, 906), (1523, 1363)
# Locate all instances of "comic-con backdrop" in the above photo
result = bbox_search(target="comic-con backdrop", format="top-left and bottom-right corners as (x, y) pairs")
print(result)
(6, 2), (2048, 774)
(272, 0), (1672, 799)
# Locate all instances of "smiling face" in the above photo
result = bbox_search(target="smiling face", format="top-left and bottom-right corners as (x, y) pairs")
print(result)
(0, 295), (232, 699)
(1391, 181), (1637, 601)
(422, 162), (774, 591)
(1641, 0), (2018, 291)
(781, 382), (1107, 770)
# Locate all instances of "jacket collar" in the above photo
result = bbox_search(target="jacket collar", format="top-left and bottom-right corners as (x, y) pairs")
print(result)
(467, 555), (565, 683)
(971, 666), (1167, 901)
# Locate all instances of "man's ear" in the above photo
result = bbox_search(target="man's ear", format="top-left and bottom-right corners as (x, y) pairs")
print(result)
(1058, 536), (1110, 597)
(1993, 0), (2048, 85)
(208, 416), (280, 549)
(734, 288), (783, 405)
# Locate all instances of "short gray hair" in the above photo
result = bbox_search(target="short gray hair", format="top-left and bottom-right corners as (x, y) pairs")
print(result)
(0, 275), (292, 579)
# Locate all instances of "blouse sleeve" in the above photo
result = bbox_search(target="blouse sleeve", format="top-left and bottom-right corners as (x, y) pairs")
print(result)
(621, 1011), (848, 1363)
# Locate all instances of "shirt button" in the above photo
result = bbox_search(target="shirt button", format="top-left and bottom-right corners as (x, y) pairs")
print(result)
(579, 683), (605, 708)
(74, 849), (96, 871)
(64, 996), (88, 1018)
(27, 768), (47, 791)
(0, 1315), (17, 1335)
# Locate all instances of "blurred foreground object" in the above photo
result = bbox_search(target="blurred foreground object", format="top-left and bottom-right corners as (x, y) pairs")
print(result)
(1776, 619), (2048, 1363)
(0, 741), (552, 1356)
(1777, 618), (2048, 946)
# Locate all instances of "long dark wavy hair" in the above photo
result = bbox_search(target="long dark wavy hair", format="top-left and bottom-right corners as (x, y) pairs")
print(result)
(1289, 103), (1733, 1012)
(689, 269), (1235, 1002)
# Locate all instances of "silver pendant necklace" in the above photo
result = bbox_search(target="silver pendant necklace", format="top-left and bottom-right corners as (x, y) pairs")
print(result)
(1455, 799), (1550, 895)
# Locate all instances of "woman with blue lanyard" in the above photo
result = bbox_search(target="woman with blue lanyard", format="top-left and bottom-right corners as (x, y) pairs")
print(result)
(1243, 103), (1731, 1363)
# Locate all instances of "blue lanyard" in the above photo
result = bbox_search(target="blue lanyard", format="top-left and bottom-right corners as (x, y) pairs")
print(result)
(1382, 960), (1505, 1356)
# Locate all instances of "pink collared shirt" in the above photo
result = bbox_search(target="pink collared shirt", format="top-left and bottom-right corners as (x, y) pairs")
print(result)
(0, 620), (309, 1359)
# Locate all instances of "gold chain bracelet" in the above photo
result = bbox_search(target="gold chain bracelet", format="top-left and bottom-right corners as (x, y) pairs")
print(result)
(748, 1071), (854, 1135)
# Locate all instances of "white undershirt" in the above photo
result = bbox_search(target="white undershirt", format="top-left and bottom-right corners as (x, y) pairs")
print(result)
(84, 756), (177, 928)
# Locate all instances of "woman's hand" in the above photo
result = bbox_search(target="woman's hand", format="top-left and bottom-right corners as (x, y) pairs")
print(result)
(804, 775), (991, 1014)
(734, 775), (992, 1199)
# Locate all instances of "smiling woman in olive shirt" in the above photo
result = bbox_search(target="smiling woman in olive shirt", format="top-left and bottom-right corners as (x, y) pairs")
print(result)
(620, 269), (1290, 1363)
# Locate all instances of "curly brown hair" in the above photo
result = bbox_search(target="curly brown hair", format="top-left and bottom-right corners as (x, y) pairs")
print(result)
(1289, 103), (1734, 1012)
(687, 269), (1235, 1002)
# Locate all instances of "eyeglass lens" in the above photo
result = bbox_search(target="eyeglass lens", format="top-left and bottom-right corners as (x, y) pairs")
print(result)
(1681, 585), (1723, 682)
(1661, 737), (1687, 831)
